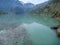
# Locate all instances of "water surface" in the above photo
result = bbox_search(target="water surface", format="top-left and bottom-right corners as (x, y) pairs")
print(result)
(0, 14), (60, 45)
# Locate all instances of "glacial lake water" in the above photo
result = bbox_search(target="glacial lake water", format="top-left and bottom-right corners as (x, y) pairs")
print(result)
(0, 13), (60, 45)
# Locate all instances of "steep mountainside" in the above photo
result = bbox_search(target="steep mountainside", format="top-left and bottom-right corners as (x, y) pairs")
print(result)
(0, 0), (24, 14)
(30, 0), (60, 21)
(0, 0), (34, 14)
(24, 3), (34, 12)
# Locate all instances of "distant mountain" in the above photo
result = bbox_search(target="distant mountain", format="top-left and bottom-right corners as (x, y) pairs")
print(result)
(24, 3), (34, 8)
(24, 3), (34, 12)
(12, 0), (25, 14)
(30, 1), (48, 14)
(0, 0), (15, 11)
(0, 0), (24, 14)
(0, 0), (35, 14)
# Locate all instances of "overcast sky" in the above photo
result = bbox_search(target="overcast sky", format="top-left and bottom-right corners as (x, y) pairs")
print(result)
(19, 0), (48, 4)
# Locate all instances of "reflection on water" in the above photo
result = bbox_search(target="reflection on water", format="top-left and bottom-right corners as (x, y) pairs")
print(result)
(0, 14), (60, 27)
(0, 22), (60, 45)
(23, 22), (60, 45)
(0, 14), (60, 45)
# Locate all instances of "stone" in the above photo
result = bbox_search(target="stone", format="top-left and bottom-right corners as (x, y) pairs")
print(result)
(57, 27), (60, 37)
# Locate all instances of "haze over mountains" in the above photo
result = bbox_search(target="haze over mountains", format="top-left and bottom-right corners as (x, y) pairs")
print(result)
(0, 0), (34, 14)
(1, 0), (60, 20)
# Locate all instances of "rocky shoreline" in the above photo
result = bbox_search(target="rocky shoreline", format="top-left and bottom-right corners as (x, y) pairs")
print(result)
(51, 25), (60, 37)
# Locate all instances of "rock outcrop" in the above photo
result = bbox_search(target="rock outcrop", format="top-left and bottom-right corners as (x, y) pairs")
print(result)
(57, 27), (60, 37)
(51, 25), (60, 37)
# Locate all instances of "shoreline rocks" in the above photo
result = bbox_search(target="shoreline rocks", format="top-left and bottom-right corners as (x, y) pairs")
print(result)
(57, 27), (60, 37)
(51, 25), (60, 37)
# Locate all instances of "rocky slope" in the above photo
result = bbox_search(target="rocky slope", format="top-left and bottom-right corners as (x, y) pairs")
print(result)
(30, 0), (60, 21)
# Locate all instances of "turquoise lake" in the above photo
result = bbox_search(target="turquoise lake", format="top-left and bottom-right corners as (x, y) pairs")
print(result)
(0, 13), (60, 45)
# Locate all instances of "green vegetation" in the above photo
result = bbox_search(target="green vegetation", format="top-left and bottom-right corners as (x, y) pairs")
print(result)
(30, 0), (60, 21)
(57, 32), (60, 36)
(29, 0), (60, 36)
(50, 0), (60, 3)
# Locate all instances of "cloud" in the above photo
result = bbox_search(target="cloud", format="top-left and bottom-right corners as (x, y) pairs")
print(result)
(19, 0), (48, 4)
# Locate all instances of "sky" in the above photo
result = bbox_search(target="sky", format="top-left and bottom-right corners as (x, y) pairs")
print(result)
(19, 0), (48, 4)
